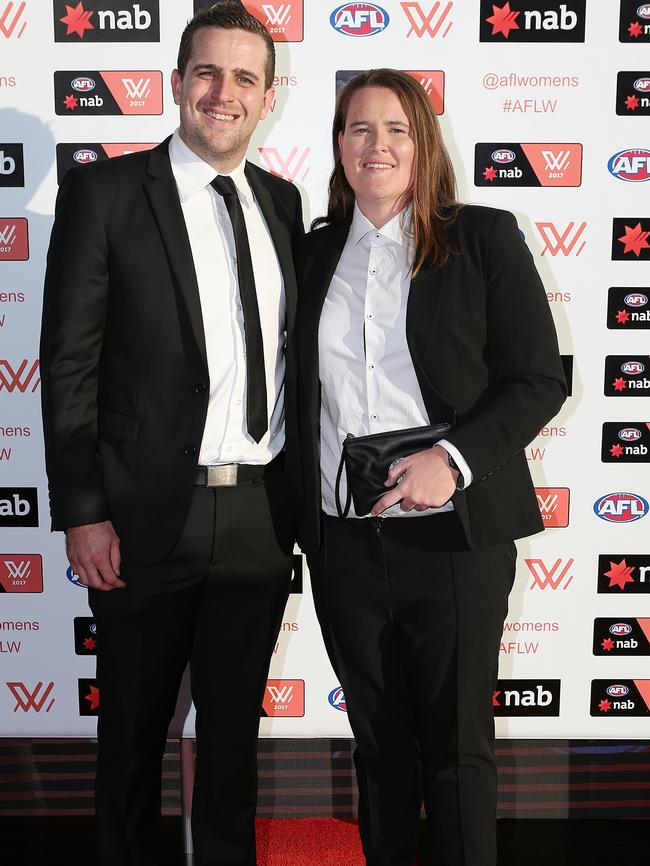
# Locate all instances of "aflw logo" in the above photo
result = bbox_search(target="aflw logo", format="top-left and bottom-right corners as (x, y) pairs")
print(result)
(266, 684), (295, 704)
(262, 3), (291, 27)
(536, 221), (587, 256)
(401, 1), (453, 37)
(7, 681), (55, 712)
(525, 558), (574, 590)
(542, 150), (572, 172)
(0, 1), (27, 38)
(0, 359), (40, 393)
(0, 223), (16, 245)
(122, 77), (150, 99)
(4, 558), (31, 580)
(258, 146), (311, 182)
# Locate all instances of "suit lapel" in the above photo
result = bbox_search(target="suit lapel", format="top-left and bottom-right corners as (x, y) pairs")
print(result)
(245, 163), (298, 329)
(144, 139), (207, 365)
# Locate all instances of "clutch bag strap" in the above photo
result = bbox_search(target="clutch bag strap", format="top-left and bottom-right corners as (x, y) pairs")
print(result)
(335, 434), (353, 518)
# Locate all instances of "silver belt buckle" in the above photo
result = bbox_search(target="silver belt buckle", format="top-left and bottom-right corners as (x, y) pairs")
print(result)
(206, 464), (238, 487)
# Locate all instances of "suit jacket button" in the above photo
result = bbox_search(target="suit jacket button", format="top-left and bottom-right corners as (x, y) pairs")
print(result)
(183, 446), (196, 457)
(193, 382), (207, 394)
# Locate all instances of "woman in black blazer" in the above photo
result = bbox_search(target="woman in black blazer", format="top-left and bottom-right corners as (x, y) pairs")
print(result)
(294, 70), (566, 866)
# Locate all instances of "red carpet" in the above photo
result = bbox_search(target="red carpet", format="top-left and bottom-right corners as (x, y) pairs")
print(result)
(255, 818), (366, 865)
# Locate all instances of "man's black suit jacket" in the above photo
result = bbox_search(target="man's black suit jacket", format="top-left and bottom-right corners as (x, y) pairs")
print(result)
(294, 205), (567, 553)
(41, 138), (304, 563)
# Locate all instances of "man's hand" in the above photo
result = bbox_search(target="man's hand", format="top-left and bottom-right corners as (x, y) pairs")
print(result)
(65, 521), (125, 591)
(370, 445), (460, 516)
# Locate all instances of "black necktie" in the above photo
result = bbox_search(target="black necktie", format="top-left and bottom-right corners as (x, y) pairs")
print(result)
(211, 175), (268, 443)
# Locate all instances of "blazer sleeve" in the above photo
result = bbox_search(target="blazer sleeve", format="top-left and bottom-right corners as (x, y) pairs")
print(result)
(40, 167), (111, 531)
(444, 209), (567, 483)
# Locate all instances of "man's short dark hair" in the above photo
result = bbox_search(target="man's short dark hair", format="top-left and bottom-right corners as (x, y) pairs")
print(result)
(177, 3), (276, 91)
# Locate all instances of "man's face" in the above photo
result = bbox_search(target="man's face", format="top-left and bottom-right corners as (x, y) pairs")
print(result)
(172, 27), (274, 173)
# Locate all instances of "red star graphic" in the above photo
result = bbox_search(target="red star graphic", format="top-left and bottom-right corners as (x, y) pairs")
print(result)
(59, 2), (94, 38)
(492, 690), (501, 707)
(599, 698), (612, 713)
(604, 558), (636, 590)
(628, 21), (643, 38)
(486, 2), (520, 38)
(84, 685), (100, 710)
(601, 637), (615, 652)
(610, 443), (624, 458)
(483, 165), (497, 181)
(83, 637), (96, 651)
(616, 309), (630, 324)
(618, 223), (650, 257)
(63, 94), (78, 111)
(626, 94), (640, 111)
(613, 377), (627, 392)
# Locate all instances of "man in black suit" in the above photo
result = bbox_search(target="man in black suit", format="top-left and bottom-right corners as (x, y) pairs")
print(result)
(40, 5), (302, 865)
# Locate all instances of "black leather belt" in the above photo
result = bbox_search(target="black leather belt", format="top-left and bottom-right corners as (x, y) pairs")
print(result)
(193, 463), (266, 487)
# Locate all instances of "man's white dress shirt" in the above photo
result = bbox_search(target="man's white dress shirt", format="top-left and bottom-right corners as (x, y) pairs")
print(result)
(169, 130), (285, 466)
(318, 205), (471, 518)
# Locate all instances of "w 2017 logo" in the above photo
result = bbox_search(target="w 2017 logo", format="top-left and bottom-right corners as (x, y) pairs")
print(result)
(401, 1), (453, 38)
(6, 681), (55, 712)
(258, 147), (311, 182)
(535, 221), (587, 256)
(0, 219), (29, 260)
(0, 1), (27, 38)
(525, 558), (574, 590)
(0, 359), (40, 393)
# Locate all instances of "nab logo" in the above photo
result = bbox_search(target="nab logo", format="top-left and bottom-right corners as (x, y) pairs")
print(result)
(78, 678), (100, 715)
(0, 144), (24, 187)
(620, 1), (650, 41)
(6, 681), (55, 712)
(0, 488), (38, 527)
(608, 149), (650, 182)
(480, 1), (585, 42)
(0, 555), (43, 592)
(328, 685), (348, 712)
(258, 147), (310, 182)
(262, 679), (305, 717)
(0, 219), (29, 261)
(613, 219), (650, 259)
(0, 1), (27, 38)
(535, 487), (570, 527)
(598, 555), (650, 593)
(493, 679), (561, 716)
(53, 1), (159, 42)
(401, 1), (454, 38)
(330, 3), (389, 36)
(525, 558), (574, 590)
(535, 221), (587, 256)
(594, 492), (649, 523)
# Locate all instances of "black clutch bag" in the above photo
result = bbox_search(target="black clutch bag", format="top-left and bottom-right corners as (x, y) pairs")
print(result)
(335, 422), (453, 517)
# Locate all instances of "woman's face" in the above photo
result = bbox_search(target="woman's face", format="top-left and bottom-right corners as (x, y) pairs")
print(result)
(338, 86), (415, 219)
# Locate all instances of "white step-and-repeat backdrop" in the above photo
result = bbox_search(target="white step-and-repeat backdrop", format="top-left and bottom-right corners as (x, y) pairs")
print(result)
(1, 1), (649, 739)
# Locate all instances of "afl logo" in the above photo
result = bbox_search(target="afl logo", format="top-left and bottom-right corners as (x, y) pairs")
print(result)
(492, 149), (516, 164)
(624, 292), (648, 307)
(330, 3), (389, 36)
(637, 5), (650, 19)
(71, 77), (95, 92)
(609, 622), (633, 636)
(594, 492), (649, 523)
(327, 686), (348, 712)
(606, 684), (629, 697)
(618, 427), (642, 441)
(66, 565), (85, 588)
(634, 77), (650, 92)
(622, 360), (645, 375)
(607, 149), (650, 182)
(73, 149), (98, 164)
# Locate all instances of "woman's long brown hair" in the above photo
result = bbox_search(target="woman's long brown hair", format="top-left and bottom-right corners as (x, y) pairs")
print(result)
(312, 69), (461, 274)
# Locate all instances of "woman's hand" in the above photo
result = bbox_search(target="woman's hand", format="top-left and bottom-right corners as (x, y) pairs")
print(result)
(370, 444), (459, 516)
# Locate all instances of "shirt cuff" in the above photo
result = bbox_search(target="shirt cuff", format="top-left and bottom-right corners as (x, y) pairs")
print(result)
(437, 440), (472, 490)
